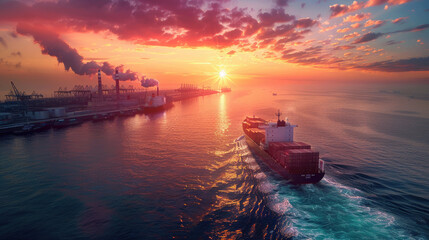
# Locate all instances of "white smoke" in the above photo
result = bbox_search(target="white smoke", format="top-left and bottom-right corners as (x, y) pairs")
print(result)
(141, 77), (159, 88)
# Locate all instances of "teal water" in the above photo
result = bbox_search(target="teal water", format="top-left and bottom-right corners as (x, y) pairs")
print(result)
(0, 84), (428, 239)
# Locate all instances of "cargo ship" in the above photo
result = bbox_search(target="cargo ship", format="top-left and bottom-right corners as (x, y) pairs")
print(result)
(242, 111), (325, 184)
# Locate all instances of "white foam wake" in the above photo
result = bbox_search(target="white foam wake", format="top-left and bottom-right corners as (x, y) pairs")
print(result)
(234, 136), (420, 240)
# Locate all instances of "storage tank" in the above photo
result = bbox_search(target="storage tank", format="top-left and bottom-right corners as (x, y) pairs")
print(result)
(32, 111), (50, 120)
(45, 107), (66, 118)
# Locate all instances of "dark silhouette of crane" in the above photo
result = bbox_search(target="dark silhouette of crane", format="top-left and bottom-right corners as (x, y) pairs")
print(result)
(6, 81), (43, 101)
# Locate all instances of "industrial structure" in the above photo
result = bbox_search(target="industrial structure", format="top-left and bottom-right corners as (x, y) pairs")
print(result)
(5, 81), (43, 101)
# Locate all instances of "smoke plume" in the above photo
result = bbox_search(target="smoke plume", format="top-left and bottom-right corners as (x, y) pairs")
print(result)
(141, 77), (159, 88)
(16, 23), (138, 81)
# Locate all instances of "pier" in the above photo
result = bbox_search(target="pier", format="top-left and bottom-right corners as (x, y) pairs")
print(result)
(0, 86), (220, 135)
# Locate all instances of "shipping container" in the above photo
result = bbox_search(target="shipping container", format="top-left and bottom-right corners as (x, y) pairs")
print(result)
(278, 149), (320, 174)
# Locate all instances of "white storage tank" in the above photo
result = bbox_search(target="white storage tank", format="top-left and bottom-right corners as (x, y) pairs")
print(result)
(33, 111), (50, 120)
(45, 107), (66, 118)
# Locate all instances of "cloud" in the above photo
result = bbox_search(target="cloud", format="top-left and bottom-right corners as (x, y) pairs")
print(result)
(258, 8), (295, 27)
(337, 28), (351, 33)
(330, 0), (413, 18)
(350, 23), (361, 28)
(386, 40), (404, 45)
(364, 19), (386, 29)
(227, 50), (236, 55)
(353, 24), (428, 44)
(392, 17), (408, 24)
(333, 45), (356, 50)
(276, 0), (291, 7)
(84, 57), (109, 61)
(0, 58), (21, 68)
(11, 51), (21, 57)
(353, 32), (385, 44)
(0, 0), (319, 53)
(391, 24), (429, 33)
(355, 56), (429, 72)
(9, 32), (18, 38)
(0, 36), (6, 48)
(366, 0), (413, 7)
(301, 3), (306, 8)
(338, 32), (361, 41)
(294, 18), (318, 28)
(329, 1), (366, 18)
(343, 13), (371, 22)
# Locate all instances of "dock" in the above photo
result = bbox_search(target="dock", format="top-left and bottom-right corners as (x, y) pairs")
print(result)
(0, 86), (220, 135)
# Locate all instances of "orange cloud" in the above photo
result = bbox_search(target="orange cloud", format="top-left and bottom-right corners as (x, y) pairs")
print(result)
(338, 32), (361, 41)
(337, 27), (351, 33)
(351, 23), (361, 28)
(343, 13), (371, 22)
(364, 19), (386, 29)
(330, 0), (413, 18)
(392, 17), (408, 24)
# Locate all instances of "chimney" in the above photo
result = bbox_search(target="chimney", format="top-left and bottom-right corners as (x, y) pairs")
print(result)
(97, 69), (102, 98)
(157, 85), (159, 96)
(115, 69), (120, 101)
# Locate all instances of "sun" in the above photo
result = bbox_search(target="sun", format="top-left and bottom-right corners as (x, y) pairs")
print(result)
(219, 70), (227, 79)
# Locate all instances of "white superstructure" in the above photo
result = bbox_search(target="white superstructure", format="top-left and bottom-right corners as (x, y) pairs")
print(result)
(261, 120), (296, 144)
(146, 95), (166, 107)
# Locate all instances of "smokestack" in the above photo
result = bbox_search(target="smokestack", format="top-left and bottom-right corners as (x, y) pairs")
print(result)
(157, 85), (159, 96)
(115, 69), (119, 101)
(97, 69), (102, 98)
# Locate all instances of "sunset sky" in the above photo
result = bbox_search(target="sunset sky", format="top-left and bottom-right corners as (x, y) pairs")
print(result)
(0, 0), (428, 96)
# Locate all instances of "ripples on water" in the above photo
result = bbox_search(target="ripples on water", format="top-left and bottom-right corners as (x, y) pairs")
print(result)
(0, 85), (428, 239)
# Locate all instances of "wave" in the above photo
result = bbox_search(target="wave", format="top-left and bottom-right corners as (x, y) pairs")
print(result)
(235, 136), (425, 240)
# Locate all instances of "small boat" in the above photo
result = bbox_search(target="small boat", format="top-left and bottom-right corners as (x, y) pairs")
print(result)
(13, 122), (51, 135)
(92, 113), (111, 122)
(119, 110), (136, 117)
(13, 124), (35, 135)
(53, 118), (83, 128)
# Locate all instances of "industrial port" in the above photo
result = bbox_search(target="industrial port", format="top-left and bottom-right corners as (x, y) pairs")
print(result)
(0, 72), (221, 135)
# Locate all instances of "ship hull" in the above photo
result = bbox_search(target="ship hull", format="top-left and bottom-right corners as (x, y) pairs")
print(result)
(143, 102), (173, 114)
(244, 135), (324, 184)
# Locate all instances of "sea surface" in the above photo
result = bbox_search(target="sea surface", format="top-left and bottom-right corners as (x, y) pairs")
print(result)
(1, 84), (428, 239)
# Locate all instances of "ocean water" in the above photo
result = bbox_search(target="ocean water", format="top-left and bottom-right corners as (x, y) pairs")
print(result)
(0, 84), (428, 239)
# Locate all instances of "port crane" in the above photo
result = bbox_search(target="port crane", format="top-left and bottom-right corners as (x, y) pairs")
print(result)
(5, 81), (43, 101)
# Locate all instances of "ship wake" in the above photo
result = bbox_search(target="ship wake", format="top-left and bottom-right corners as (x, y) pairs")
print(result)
(234, 136), (418, 239)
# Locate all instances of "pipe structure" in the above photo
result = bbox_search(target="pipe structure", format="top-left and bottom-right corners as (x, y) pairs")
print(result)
(97, 69), (102, 98)
(115, 69), (120, 101)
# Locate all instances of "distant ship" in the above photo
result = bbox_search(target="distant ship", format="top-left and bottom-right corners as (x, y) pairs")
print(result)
(221, 87), (231, 93)
(242, 110), (325, 184)
(273, 93), (277, 96)
(13, 122), (50, 135)
(143, 86), (173, 113)
(53, 118), (83, 128)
